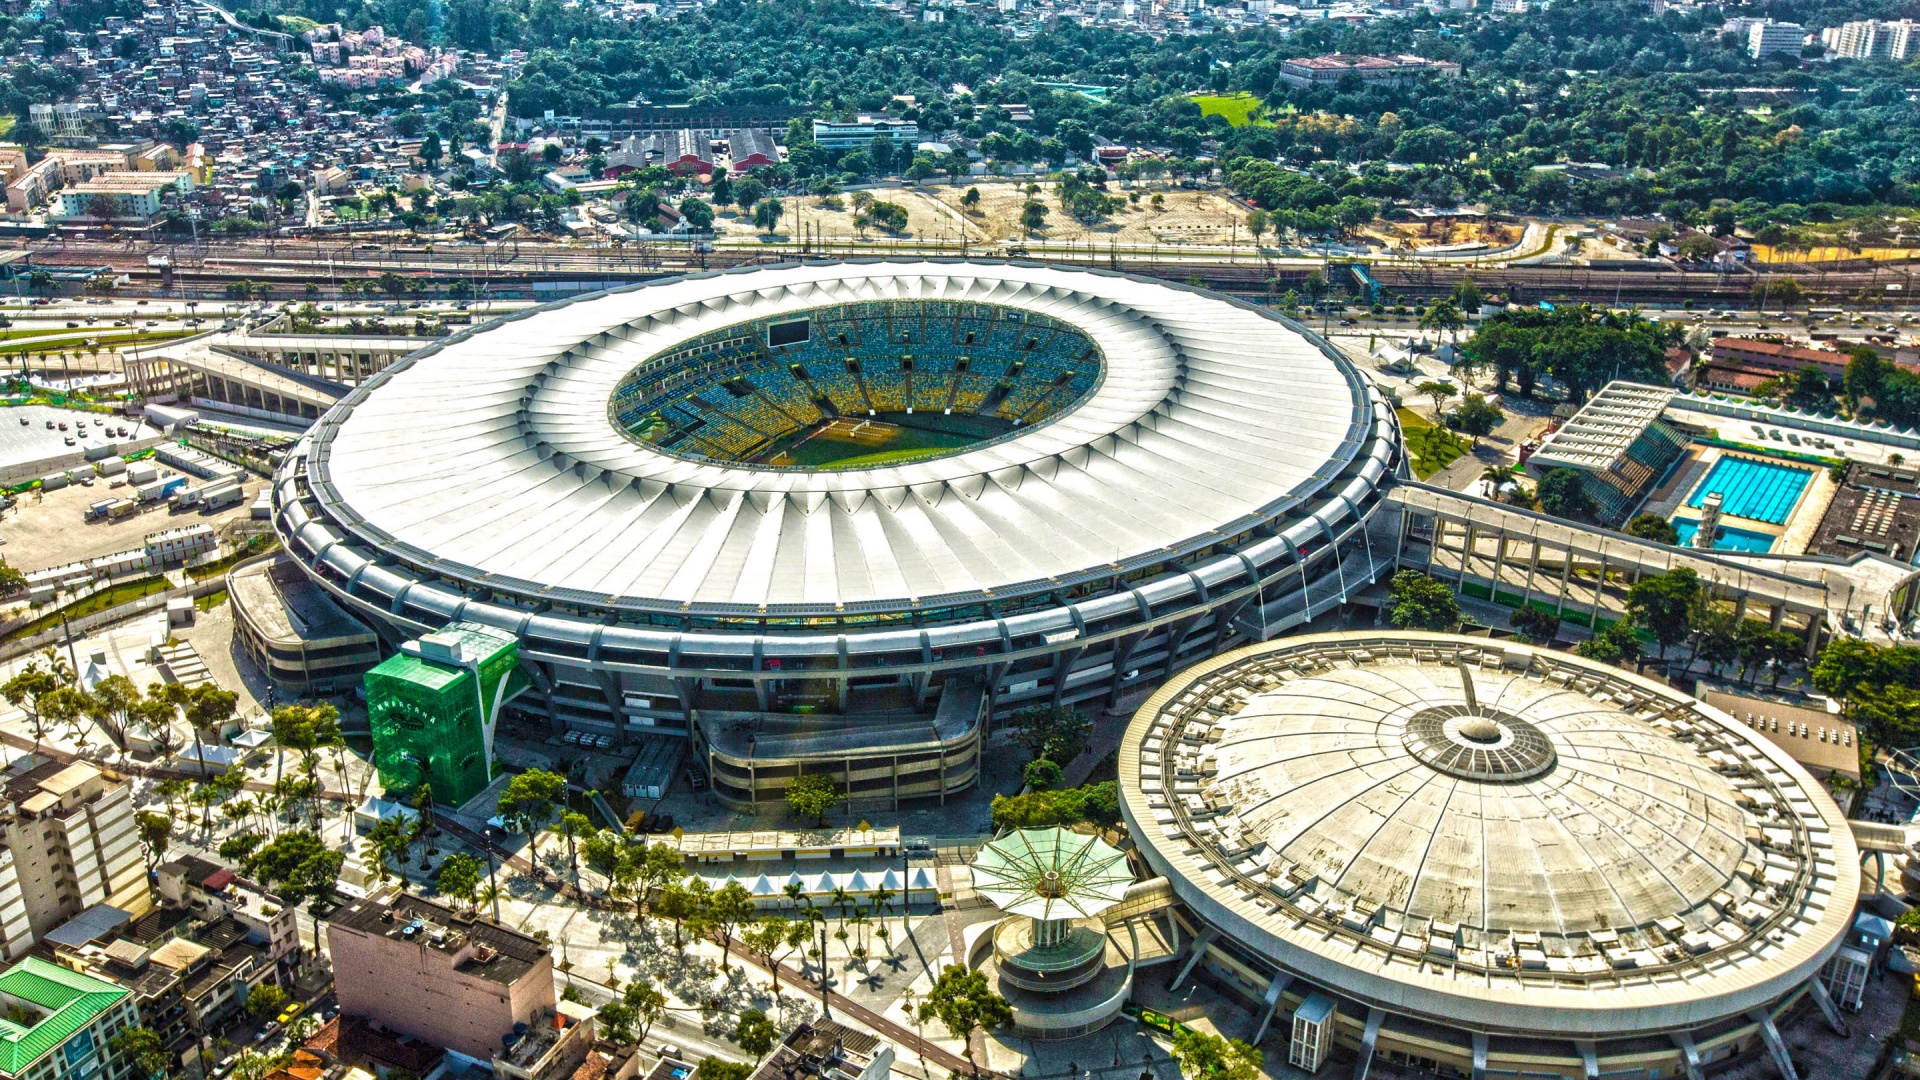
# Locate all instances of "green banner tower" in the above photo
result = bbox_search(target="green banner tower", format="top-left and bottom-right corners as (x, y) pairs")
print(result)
(365, 622), (528, 807)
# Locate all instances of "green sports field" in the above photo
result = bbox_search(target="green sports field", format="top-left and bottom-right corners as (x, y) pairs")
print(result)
(1192, 92), (1269, 127)
(760, 411), (1014, 469)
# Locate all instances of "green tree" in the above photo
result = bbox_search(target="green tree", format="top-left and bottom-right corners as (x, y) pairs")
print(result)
(1019, 199), (1047, 235)
(961, 187), (981, 211)
(497, 768), (567, 847)
(784, 772), (842, 826)
(1171, 1029), (1262, 1080)
(1420, 299), (1465, 345)
(1387, 570), (1458, 631)
(706, 881), (756, 971)
(695, 1062), (750, 1080)
(1625, 514), (1679, 545)
(244, 830), (345, 907)
(1575, 622), (1643, 666)
(680, 197), (714, 232)
(3, 663), (65, 749)
(733, 176), (765, 213)
(1452, 393), (1504, 447)
(243, 984), (289, 1024)
(556, 811), (592, 877)
(743, 918), (792, 997)
(1626, 568), (1702, 660)
(136, 812), (171, 871)
(436, 852), (483, 911)
(622, 977), (666, 1044)
(367, 814), (415, 891)
(1453, 277), (1483, 314)
(752, 197), (784, 234)
(1023, 758), (1064, 790)
(918, 965), (1012, 1070)
(1813, 639), (1920, 744)
(733, 1009), (778, 1063)
(1006, 706), (1090, 765)
(1416, 379), (1457, 423)
(1535, 467), (1596, 521)
(1508, 607), (1561, 645)
(109, 1027), (171, 1080)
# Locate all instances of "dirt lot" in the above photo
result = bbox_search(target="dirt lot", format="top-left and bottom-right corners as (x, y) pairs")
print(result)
(707, 181), (1257, 249)
(1360, 218), (1524, 253)
(0, 470), (260, 574)
(922, 181), (1255, 247)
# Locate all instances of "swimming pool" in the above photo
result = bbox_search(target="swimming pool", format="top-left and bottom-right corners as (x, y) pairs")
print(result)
(1671, 520), (1777, 553)
(1685, 456), (1814, 525)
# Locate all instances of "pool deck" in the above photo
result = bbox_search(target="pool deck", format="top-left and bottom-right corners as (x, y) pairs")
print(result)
(1652, 445), (1837, 557)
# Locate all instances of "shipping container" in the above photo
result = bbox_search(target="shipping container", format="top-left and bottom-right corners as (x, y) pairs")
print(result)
(126, 462), (159, 485)
(41, 473), (69, 492)
(94, 456), (127, 476)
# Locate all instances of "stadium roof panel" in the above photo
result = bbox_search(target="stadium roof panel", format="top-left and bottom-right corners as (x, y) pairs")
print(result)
(309, 261), (1371, 612)
(1120, 632), (1856, 1036)
(1527, 381), (1676, 473)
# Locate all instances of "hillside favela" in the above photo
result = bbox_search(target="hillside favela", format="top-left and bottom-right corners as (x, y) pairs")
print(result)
(4, 0), (1920, 1079)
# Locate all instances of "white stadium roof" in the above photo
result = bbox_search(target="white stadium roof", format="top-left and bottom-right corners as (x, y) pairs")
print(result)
(1121, 632), (1856, 1037)
(307, 261), (1369, 613)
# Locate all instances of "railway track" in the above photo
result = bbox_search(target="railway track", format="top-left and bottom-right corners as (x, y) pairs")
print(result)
(10, 237), (1920, 306)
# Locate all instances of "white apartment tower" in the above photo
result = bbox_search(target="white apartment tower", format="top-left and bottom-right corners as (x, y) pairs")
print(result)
(1827, 19), (1918, 60)
(1749, 20), (1806, 58)
(0, 761), (149, 959)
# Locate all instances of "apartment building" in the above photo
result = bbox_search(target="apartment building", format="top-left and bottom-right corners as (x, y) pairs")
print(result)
(327, 896), (554, 1062)
(1748, 20), (1806, 58)
(0, 957), (140, 1080)
(4, 157), (62, 214)
(0, 762), (147, 960)
(1824, 18), (1918, 60)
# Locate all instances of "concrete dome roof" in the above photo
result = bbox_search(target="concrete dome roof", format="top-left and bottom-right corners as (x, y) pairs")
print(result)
(1120, 632), (1858, 1037)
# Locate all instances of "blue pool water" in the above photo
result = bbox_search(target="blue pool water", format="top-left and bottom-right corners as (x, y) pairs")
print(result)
(1671, 520), (1777, 553)
(1685, 456), (1813, 525)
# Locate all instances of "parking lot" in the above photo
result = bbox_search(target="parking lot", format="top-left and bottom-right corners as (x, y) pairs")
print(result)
(0, 464), (259, 574)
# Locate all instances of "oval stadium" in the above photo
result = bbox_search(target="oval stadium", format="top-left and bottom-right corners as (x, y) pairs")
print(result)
(270, 260), (1402, 809)
(1119, 631), (1858, 1080)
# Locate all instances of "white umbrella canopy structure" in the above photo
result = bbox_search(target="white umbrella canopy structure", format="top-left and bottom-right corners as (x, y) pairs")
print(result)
(971, 827), (1132, 922)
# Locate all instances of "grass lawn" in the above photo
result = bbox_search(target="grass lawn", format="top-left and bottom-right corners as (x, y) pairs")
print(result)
(1192, 92), (1269, 127)
(825, 446), (951, 468)
(0, 329), (194, 357)
(1397, 407), (1469, 479)
(5, 576), (169, 642)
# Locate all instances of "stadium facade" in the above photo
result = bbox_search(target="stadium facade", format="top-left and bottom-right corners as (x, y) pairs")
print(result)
(271, 261), (1403, 809)
(1120, 632), (1858, 1080)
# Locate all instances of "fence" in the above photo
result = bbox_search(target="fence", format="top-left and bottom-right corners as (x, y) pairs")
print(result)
(1677, 392), (1920, 453)
(0, 432), (171, 486)
(0, 576), (227, 664)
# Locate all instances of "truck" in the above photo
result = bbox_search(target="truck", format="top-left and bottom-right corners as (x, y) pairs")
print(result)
(136, 476), (189, 503)
(86, 499), (116, 521)
(107, 499), (139, 521)
(198, 483), (246, 512)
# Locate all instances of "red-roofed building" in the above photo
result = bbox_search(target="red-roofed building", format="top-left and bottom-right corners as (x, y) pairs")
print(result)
(1710, 337), (1850, 379)
(725, 129), (777, 174)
